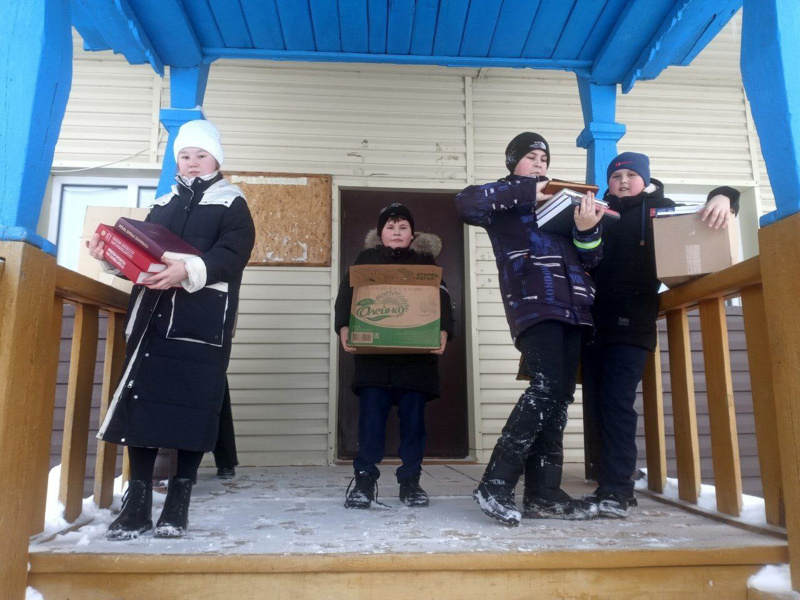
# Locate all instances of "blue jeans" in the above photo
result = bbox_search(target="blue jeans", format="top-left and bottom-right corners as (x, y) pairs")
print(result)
(353, 386), (428, 482)
(582, 343), (650, 496)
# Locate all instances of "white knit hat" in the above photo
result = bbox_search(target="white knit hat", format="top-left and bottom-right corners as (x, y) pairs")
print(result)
(173, 120), (224, 167)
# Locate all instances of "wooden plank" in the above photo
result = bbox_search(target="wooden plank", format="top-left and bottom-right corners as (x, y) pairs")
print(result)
(666, 308), (702, 503)
(659, 256), (761, 313)
(699, 297), (742, 517)
(93, 311), (126, 508)
(0, 241), (57, 600)
(55, 266), (129, 313)
(59, 303), (99, 523)
(741, 284), (785, 527)
(30, 298), (64, 535)
(758, 212), (800, 589)
(642, 337), (667, 493)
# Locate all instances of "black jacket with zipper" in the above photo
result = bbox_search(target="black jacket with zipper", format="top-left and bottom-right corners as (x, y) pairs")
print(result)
(590, 181), (740, 351)
(334, 230), (455, 400)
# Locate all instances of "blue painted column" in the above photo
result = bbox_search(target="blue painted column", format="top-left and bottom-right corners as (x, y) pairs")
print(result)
(741, 0), (800, 226)
(156, 65), (210, 195)
(575, 76), (626, 198)
(0, 0), (72, 254)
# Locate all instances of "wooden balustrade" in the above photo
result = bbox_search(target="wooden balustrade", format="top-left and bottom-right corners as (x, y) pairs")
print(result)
(0, 241), (130, 600)
(642, 256), (786, 527)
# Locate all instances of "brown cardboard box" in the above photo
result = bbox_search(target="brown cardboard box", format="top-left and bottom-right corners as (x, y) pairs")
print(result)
(347, 264), (442, 354)
(653, 213), (740, 287)
(78, 206), (150, 293)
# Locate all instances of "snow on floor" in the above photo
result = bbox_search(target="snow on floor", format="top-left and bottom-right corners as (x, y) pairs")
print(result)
(748, 565), (800, 598)
(30, 465), (784, 557)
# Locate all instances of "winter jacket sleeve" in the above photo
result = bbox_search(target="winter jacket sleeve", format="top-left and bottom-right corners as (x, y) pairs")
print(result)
(455, 176), (543, 227)
(196, 197), (256, 287)
(707, 186), (740, 216)
(333, 269), (353, 334)
(572, 224), (603, 271)
(439, 279), (455, 340)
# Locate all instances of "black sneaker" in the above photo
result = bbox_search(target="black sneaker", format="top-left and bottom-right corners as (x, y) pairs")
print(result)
(216, 467), (236, 480)
(399, 475), (429, 507)
(344, 471), (377, 509)
(585, 489), (634, 518)
(473, 481), (521, 526)
(523, 488), (599, 520)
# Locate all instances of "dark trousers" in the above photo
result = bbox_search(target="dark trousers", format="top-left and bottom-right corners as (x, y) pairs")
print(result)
(582, 342), (650, 496)
(212, 380), (238, 469)
(129, 446), (204, 482)
(487, 320), (582, 483)
(354, 386), (428, 482)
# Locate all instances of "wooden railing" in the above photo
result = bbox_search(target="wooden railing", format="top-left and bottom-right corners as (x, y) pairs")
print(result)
(0, 241), (130, 598)
(641, 256), (785, 527)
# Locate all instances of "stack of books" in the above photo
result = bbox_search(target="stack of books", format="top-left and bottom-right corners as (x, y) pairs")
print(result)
(650, 205), (702, 218)
(536, 188), (620, 235)
(96, 218), (200, 284)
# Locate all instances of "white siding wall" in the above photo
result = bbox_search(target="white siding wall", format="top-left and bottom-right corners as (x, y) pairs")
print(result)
(51, 16), (773, 466)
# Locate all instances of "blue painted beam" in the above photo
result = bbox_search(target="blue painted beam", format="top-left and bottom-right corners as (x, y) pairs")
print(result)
(127, 0), (204, 67)
(575, 76), (626, 198)
(552, 0), (606, 60)
(72, 0), (164, 74)
(409, 0), (439, 55)
(678, 0), (742, 65)
(181, 0), (225, 48)
(275, 0), (316, 51)
(70, 0), (110, 51)
(488, 0), (540, 58)
(157, 65), (209, 196)
(521, 0), (574, 59)
(202, 46), (592, 72)
(741, 0), (800, 226)
(459, 0), (503, 57)
(207, 0), (254, 49)
(240, 0), (284, 50)
(340, 0), (369, 53)
(590, 0), (676, 85)
(0, 0), (71, 254)
(432, 0), (470, 57)
(622, 0), (741, 93)
(309, 0), (341, 52)
(387, 0), (416, 55)
(577, 0), (630, 61)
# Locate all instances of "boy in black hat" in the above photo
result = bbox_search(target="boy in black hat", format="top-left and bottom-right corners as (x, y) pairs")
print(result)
(334, 203), (454, 508)
(456, 132), (604, 525)
(583, 152), (739, 517)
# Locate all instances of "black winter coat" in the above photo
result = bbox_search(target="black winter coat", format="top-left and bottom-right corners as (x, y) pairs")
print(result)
(98, 174), (256, 452)
(456, 175), (603, 344)
(334, 231), (455, 400)
(590, 182), (740, 351)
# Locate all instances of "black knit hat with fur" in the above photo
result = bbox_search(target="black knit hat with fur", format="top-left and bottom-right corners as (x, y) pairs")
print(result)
(377, 203), (415, 235)
(505, 132), (550, 173)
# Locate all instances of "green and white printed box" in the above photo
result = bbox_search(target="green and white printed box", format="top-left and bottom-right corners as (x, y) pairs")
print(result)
(347, 264), (442, 353)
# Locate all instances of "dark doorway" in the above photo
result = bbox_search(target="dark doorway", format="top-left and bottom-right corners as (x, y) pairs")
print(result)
(337, 190), (468, 459)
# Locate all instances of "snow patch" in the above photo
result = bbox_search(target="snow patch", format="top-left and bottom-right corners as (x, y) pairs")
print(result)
(748, 564), (800, 598)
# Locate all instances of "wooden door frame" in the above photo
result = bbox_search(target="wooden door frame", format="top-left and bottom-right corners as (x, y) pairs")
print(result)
(326, 179), (481, 464)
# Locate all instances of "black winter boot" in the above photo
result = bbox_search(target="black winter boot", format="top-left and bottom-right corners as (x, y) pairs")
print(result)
(584, 488), (635, 518)
(344, 471), (377, 509)
(522, 449), (597, 520)
(106, 480), (153, 541)
(473, 453), (522, 526)
(155, 477), (193, 537)
(399, 474), (429, 507)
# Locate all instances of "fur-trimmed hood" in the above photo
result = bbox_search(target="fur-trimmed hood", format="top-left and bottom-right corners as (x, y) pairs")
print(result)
(364, 229), (442, 258)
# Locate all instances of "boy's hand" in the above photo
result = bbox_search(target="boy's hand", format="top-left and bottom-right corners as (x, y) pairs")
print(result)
(85, 233), (106, 261)
(574, 191), (603, 232)
(432, 331), (448, 355)
(340, 327), (356, 353)
(699, 194), (733, 229)
(535, 179), (554, 204)
(145, 257), (189, 290)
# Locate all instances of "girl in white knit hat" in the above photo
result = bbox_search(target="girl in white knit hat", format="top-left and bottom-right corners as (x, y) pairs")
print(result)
(87, 119), (255, 540)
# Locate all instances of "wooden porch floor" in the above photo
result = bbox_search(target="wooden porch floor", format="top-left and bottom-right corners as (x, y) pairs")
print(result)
(28, 465), (789, 599)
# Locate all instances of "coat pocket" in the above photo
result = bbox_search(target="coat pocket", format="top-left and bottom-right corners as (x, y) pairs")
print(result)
(167, 283), (229, 346)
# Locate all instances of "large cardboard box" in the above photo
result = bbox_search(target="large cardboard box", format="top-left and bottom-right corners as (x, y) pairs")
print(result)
(653, 213), (740, 287)
(78, 206), (150, 293)
(347, 264), (442, 354)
